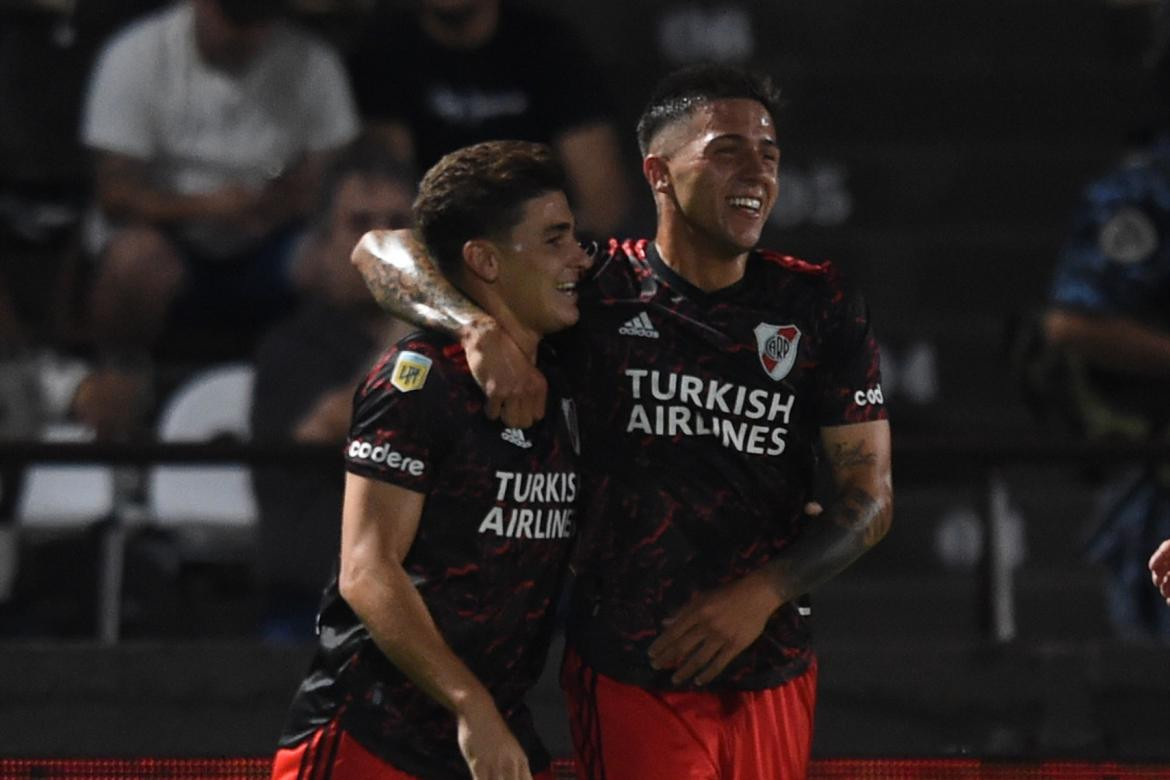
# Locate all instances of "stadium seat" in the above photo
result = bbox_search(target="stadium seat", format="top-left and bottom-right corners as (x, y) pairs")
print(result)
(14, 422), (123, 642)
(16, 422), (115, 527)
(146, 364), (257, 558)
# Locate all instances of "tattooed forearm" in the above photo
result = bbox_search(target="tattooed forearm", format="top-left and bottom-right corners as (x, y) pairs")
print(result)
(832, 486), (890, 547)
(752, 421), (895, 606)
(828, 441), (878, 469)
(760, 481), (892, 606)
(352, 230), (489, 337)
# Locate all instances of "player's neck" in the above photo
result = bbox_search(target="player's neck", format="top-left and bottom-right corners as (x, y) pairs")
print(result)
(655, 228), (749, 293)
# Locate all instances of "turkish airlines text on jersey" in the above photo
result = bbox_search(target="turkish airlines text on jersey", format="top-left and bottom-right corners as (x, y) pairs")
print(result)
(624, 368), (796, 456)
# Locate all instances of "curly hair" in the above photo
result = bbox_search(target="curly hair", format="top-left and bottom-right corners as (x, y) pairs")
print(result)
(413, 140), (566, 278)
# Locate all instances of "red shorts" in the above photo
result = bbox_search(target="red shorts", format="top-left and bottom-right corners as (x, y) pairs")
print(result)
(271, 719), (555, 780)
(561, 647), (817, 780)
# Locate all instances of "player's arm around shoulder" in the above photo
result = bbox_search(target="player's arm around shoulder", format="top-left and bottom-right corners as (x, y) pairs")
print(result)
(338, 475), (534, 780)
(352, 229), (548, 428)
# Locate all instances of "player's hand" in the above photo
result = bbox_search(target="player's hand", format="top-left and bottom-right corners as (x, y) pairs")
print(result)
(1150, 539), (1170, 605)
(647, 571), (782, 686)
(457, 704), (533, 780)
(462, 317), (547, 428)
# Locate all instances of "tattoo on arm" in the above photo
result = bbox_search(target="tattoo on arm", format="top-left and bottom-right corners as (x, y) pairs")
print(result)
(831, 486), (888, 547)
(828, 441), (878, 469)
(356, 231), (486, 337)
(764, 488), (890, 604)
(763, 434), (892, 603)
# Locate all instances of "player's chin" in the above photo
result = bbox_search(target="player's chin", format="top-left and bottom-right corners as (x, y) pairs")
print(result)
(554, 301), (577, 329)
(559, 304), (581, 328)
(541, 303), (580, 334)
(730, 226), (764, 251)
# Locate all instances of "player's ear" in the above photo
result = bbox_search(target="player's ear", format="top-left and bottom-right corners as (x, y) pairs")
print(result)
(643, 155), (671, 194)
(462, 239), (499, 282)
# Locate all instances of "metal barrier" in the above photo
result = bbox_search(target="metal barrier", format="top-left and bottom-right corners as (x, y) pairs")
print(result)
(2, 435), (1168, 644)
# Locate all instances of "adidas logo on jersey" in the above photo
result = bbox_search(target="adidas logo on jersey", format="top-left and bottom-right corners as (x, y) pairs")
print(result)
(619, 312), (659, 339)
(501, 427), (533, 449)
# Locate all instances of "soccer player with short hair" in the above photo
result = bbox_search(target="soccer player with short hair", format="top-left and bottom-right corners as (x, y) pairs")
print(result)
(272, 140), (591, 780)
(352, 65), (894, 779)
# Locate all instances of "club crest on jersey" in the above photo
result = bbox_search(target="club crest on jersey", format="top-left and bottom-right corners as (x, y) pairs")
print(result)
(390, 351), (432, 393)
(754, 323), (801, 381)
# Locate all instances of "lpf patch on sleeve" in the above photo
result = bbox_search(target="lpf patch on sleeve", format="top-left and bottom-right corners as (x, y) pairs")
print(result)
(391, 351), (433, 392)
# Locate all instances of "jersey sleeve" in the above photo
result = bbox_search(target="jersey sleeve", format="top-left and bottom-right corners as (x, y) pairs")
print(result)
(344, 341), (455, 492)
(815, 283), (887, 426)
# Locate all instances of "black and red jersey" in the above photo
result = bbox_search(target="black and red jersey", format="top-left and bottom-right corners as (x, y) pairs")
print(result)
(562, 239), (886, 692)
(279, 331), (580, 779)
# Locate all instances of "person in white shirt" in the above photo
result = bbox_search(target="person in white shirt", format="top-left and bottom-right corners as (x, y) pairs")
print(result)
(80, 0), (359, 360)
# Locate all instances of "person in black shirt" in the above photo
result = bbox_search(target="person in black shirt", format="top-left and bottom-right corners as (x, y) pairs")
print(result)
(272, 140), (590, 780)
(346, 0), (630, 239)
(351, 65), (894, 779)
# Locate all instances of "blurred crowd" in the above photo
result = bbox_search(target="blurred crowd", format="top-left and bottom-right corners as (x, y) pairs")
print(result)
(0, 0), (633, 437)
(0, 0), (632, 639)
(4, 0), (1170, 646)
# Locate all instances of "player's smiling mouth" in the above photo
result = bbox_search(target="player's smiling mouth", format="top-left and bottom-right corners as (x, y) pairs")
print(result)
(728, 196), (763, 213)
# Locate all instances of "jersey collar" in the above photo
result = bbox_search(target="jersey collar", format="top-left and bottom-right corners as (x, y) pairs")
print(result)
(646, 242), (757, 304)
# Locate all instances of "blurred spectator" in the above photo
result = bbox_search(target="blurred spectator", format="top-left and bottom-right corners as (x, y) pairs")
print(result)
(1041, 133), (1170, 642)
(80, 0), (360, 365)
(250, 141), (414, 641)
(347, 0), (630, 239)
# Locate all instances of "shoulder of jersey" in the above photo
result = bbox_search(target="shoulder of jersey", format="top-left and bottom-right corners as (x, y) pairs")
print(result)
(372, 335), (463, 396)
(606, 238), (652, 273)
(757, 249), (834, 277)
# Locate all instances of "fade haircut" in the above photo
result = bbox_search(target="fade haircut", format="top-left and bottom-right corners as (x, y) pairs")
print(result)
(635, 64), (783, 156)
(414, 140), (567, 278)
